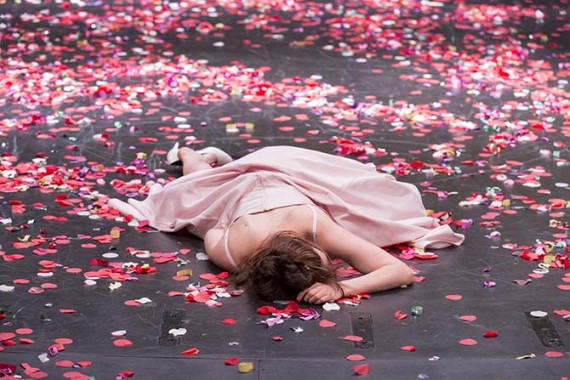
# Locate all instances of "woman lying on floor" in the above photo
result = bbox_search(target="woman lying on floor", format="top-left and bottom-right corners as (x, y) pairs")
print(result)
(109, 145), (464, 304)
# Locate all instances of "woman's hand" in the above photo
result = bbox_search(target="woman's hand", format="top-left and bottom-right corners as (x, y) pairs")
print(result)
(297, 282), (344, 304)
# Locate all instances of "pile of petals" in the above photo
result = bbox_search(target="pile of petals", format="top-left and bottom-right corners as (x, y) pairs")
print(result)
(257, 301), (320, 327)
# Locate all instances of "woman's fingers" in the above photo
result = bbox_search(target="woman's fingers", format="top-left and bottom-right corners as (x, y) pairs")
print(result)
(298, 283), (342, 304)
(296, 289), (308, 302)
(297, 282), (319, 302)
(306, 284), (331, 304)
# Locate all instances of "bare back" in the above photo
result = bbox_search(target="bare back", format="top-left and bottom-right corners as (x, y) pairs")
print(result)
(204, 205), (317, 270)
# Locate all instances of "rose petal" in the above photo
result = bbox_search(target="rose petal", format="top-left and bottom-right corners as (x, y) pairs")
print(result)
(342, 335), (363, 342)
(113, 339), (133, 348)
(224, 357), (239, 365)
(353, 363), (370, 375)
(181, 347), (200, 356)
(544, 351), (564, 358)
(346, 354), (366, 361)
(16, 328), (34, 335)
(319, 319), (337, 328)
(459, 338), (478, 346)
(55, 360), (75, 368)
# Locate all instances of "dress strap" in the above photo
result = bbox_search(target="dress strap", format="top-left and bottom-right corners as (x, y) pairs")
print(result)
(309, 204), (318, 242)
(224, 227), (239, 270)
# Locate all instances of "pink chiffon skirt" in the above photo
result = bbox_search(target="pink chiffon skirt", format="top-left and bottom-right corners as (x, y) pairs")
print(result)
(108, 146), (464, 249)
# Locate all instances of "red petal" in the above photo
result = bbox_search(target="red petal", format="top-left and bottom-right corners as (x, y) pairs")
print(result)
(224, 357), (239, 365)
(400, 345), (416, 352)
(557, 285), (570, 291)
(113, 339), (133, 348)
(459, 338), (478, 346)
(353, 364), (370, 375)
(394, 310), (408, 320)
(256, 306), (278, 315)
(222, 318), (237, 325)
(0, 332), (16, 341)
(544, 351), (564, 358)
(181, 347), (200, 356)
(445, 294), (463, 301)
(483, 331), (499, 338)
(459, 315), (477, 322)
(193, 292), (211, 303)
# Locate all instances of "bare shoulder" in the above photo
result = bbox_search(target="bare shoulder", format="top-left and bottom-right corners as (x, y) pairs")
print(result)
(203, 228), (231, 270)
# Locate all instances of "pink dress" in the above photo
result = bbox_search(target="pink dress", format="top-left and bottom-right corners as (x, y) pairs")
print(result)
(108, 146), (464, 249)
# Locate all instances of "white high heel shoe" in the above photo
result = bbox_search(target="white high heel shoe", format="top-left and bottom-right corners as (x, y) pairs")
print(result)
(166, 143), (233, 166)
(166, 142), (181, 165)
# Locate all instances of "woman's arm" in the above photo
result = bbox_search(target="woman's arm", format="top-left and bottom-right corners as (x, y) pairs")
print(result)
(302, 216), (414, 302)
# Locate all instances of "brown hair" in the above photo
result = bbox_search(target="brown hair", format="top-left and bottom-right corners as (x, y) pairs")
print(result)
(232, 231), (340, 301)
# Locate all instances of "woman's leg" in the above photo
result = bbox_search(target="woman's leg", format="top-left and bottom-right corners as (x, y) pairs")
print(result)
(179, 148), (217, 175)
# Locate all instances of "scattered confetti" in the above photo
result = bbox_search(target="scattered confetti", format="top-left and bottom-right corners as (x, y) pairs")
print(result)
(319, 320), (337, 328)
(113, 339), (133, 348)
(343, 335), (364, 343)
(323, 302), (341, 311)
(169, 328), (187, 337)
(180, 348), (200, 357)
(347, 354), (366, 362)
(544, 351), (564, 359)
(353, 363), (370, 376)
(0, 1), (568, 376)
(237, 362), (254, 373)
(483, 331), (499, 338)
(224, 357), (239, 366)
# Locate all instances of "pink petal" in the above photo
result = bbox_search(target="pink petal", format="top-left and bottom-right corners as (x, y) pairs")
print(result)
(343, 335), (364, 342)
(319, 320), (337, 328)
(353, 364), (370, 375)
